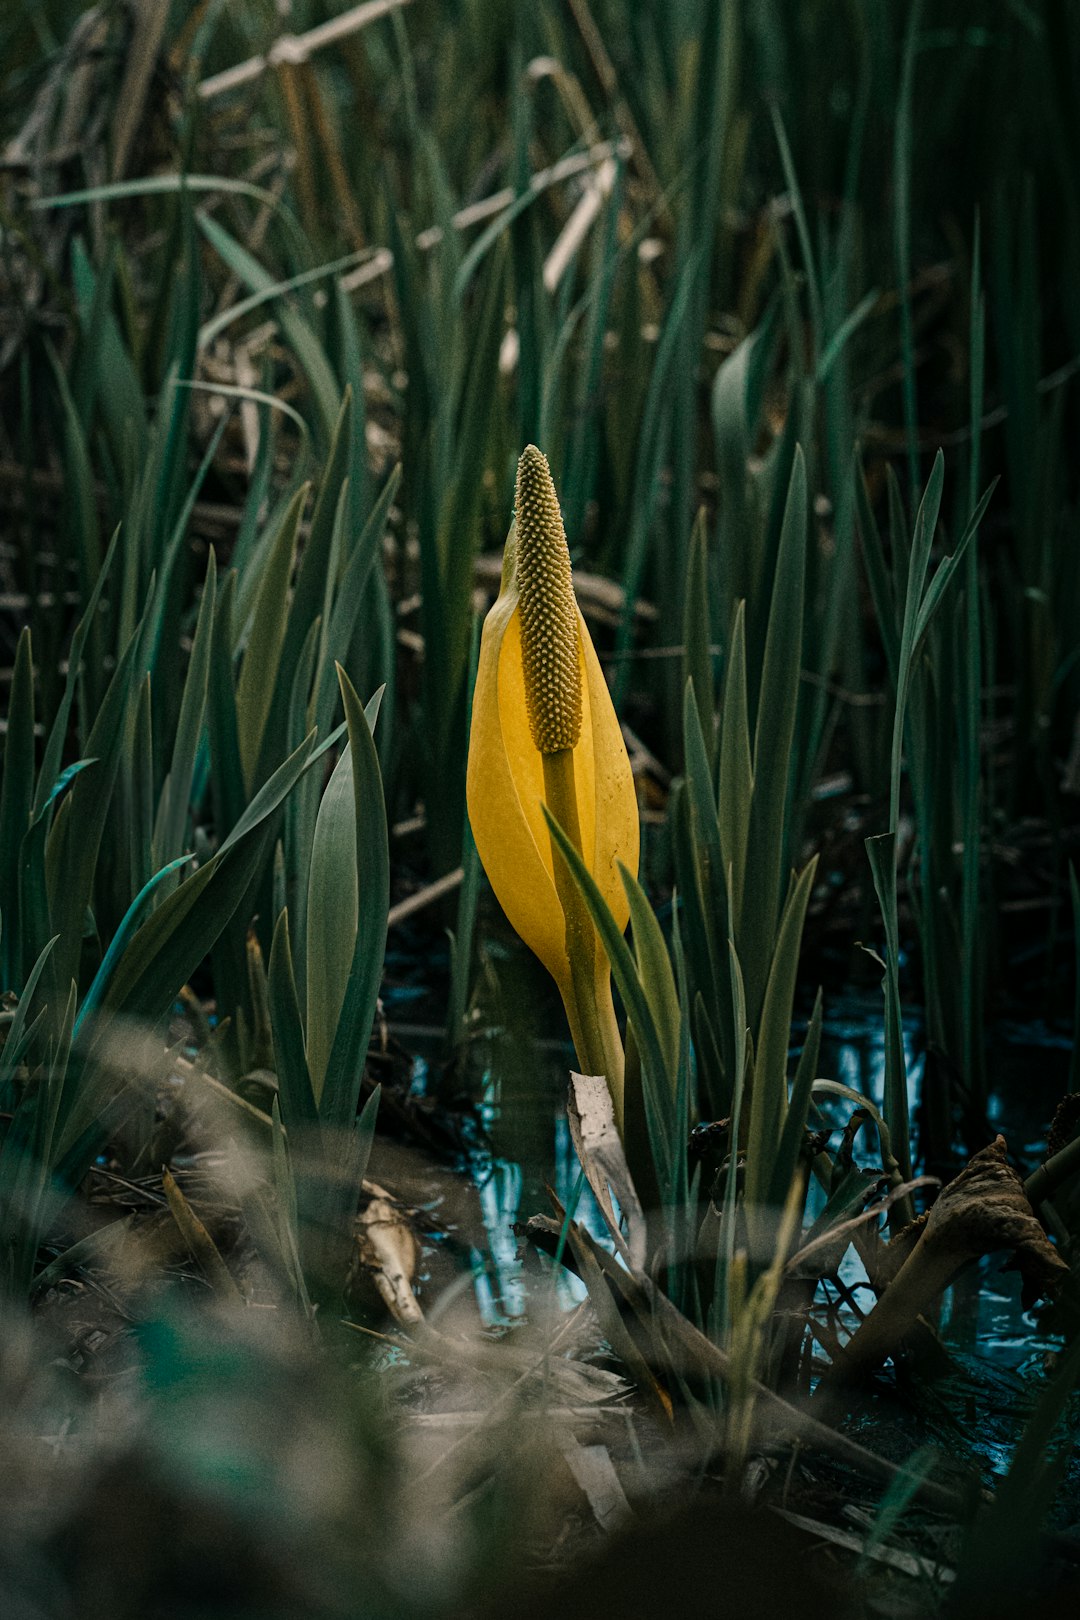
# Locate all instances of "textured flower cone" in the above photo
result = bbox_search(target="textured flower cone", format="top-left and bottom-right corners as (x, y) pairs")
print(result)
(467, 446), (639, 1127)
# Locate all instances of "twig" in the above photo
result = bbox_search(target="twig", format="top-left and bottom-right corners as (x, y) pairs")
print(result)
(197, 0), (414, 101)
(387, 868), (463, 929)
(413, 139), (630, 252)
(565, 0), (670, 230)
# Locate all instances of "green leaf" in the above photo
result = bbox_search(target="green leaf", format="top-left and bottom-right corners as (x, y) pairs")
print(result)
(954, 1315), (1080, 1598)
(856, 1448), (941, 1581)
(614, 248), (701, 701)
(771, 988), (824, 1209)
(254, 393), (355, 789)
(815, 288), (880, 385)
(865, 832), (912, 1189)
(711, 305), (779, 550)
(352, 1084), (380, 1194)
(740, 446), (807, 1032)
(745, 857), (818, 1211)
(207, 569), (247, 840)
(332, 278), (370, 523)
(543, 810), (673, 1189)
(771, 104), (823, 359)
(712, 943), (751, 1342)
(910, 479), (997, 661)
(0, 935), (59, 1096)
(284, 614), (326, 987)
(45, 336), (102, 604)
(74, 855), (196, 1038)
(144, 412), (230, 676)
(683, 509), (714, 759)
(18, 765), (94, 990)
(682, 679), (728, 1024)
(154, 552), (217, 871)
(37, 173), (307, 243)
(889, 449), (944, 830)
(267, 909), (317, 1131)
(318, 669), (389, 1133)
(196, 210), (340, 438)
(312, 464), (402, 737)
(622, 869), (680, 1093)
(35, 528), (119, 817)
(855, 456), (900, 691)
(717, 600), (753, 919)
(305, 744), (359, 1105)
(199, 246), (374, 353)
(235, 484), (307, 790)
(91, 732), (317, 1041)
(452, 136), (600, 301)
(129, 674), (155, 901)
(268, 1096), (315, 1316)
(29, 1214), (133, 1299)
(0, 628), (35, 988)
(47, 625), (144, 1013)
(0, 976), (76, 1295)
(894, 0), (923, 487)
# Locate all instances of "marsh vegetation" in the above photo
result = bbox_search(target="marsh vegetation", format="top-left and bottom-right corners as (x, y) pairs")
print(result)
(1, 3), (1079, 1615)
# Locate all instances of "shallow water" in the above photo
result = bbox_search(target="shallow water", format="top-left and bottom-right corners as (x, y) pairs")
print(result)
(448, 989), (1073, 1374)
(375, 958), (1080, 1514)
(384, 912), (1074, 1405)
(457, 988), (917, 1328)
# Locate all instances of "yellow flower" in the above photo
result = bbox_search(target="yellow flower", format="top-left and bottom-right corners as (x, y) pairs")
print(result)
(467, 446), (639, 1125)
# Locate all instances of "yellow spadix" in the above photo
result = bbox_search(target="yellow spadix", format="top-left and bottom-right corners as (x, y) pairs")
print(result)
(467, 445), (639, 1127)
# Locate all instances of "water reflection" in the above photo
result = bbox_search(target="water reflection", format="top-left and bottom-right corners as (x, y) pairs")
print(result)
(464, 987), (1069, 1372)
(469, 988), (918, 1326)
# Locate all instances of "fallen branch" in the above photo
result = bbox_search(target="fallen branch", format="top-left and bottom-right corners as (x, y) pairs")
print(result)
(198, 0), (414, 101)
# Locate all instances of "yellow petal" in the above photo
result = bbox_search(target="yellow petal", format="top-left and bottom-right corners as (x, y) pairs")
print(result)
(466, 537), (638, 988)
(467, 575), (567, 987)
(578, 604), (638, 924)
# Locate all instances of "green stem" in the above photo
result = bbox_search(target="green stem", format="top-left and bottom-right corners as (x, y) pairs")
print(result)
(543, 747), (625, 1129)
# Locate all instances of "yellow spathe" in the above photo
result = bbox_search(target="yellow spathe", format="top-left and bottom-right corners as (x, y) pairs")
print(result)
(466, 451), (638, 1014)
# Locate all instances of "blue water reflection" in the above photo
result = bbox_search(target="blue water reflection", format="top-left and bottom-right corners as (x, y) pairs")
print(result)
(465, 990), (1069, 1372)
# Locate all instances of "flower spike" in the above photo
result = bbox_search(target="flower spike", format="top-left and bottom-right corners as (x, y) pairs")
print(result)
(467, 446), (639, 1127)
(514, 445), (582, 755)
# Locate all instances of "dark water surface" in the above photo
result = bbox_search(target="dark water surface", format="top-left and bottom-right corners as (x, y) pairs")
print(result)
(388, 971), (1072, 1381)
(382, 939), (1075, 1393)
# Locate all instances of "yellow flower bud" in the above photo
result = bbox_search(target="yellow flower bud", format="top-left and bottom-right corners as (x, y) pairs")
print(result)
(467, 446), (639, 1121)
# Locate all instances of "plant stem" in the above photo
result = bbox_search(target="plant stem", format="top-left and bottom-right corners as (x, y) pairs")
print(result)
(542, 746), (625, 1129)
